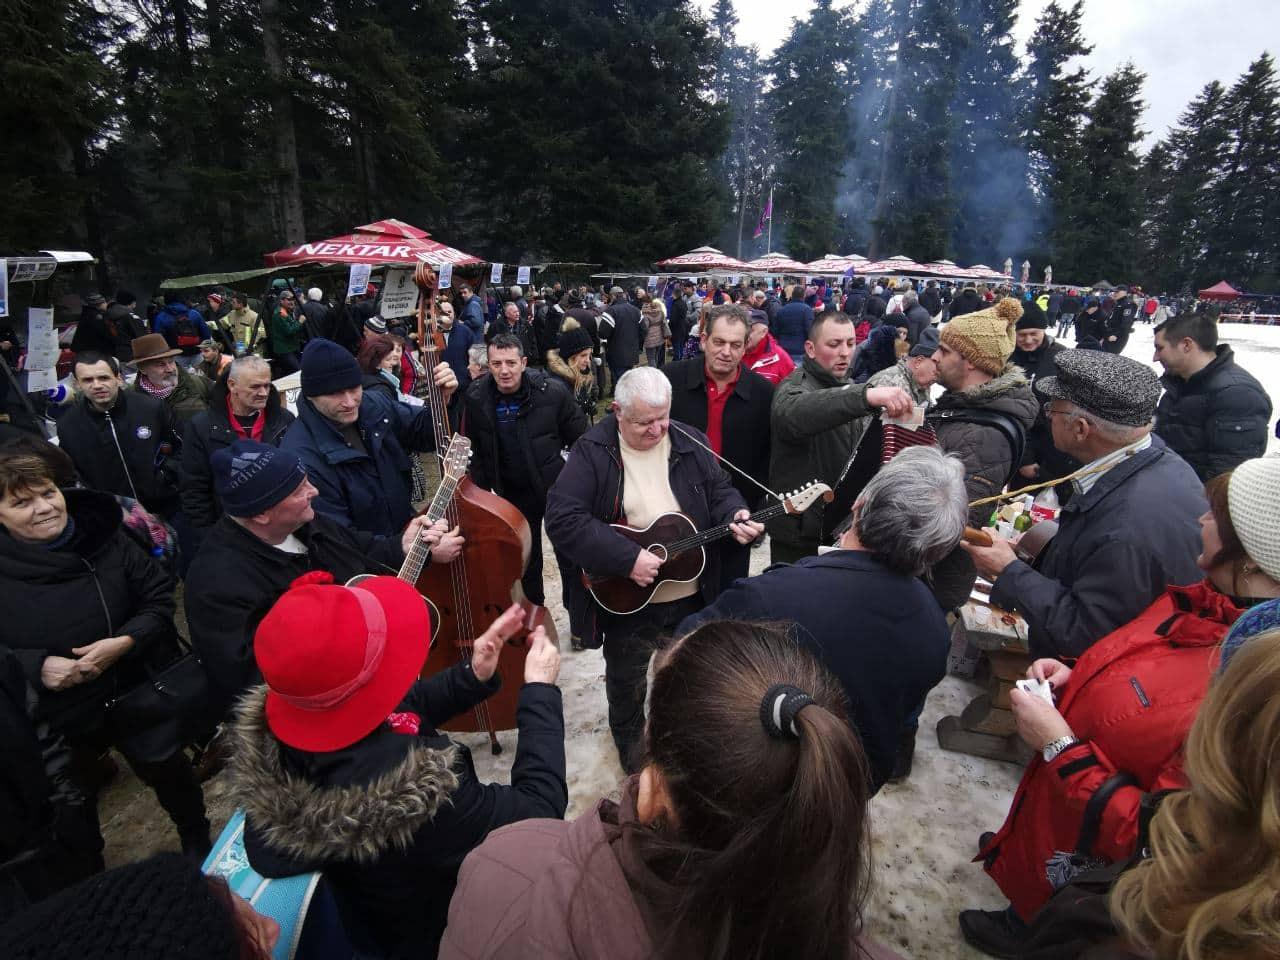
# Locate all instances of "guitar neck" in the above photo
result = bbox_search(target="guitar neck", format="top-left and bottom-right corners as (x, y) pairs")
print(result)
(667, 501), (788, 556)
(398, 473), (461, 583)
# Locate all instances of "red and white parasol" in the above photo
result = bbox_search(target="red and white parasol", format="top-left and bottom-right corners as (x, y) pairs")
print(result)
(263, 218), (484, 269)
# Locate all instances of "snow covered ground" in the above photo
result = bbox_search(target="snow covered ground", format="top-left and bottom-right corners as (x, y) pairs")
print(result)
(100, 318), (1280, 958)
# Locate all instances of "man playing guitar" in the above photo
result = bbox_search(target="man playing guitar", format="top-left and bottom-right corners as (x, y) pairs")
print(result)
(545, 367), (762, 773)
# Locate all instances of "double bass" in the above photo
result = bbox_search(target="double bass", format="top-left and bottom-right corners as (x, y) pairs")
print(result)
(410, 263), (556, 753)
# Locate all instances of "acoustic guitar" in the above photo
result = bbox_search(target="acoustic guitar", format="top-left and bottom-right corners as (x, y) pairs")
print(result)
(344, 435), (476, 637)
(584, 482), (834, 616)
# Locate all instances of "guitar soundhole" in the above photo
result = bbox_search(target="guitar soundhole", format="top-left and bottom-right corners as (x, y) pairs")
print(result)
(648, 544), (668, 563)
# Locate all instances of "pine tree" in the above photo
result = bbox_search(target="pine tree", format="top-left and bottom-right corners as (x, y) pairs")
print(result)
(946, 0), (1031, 267)
(838, 0), (896, 254)
(1059, 64), (1145, 283)
(869, 0), (958, 260)
(766, 0), (858, 262)
(1204, 54), (1280, 290)
(464, 0), (729, 264)
(1022, 0), (1092, 268)
(1142, 82), (1230, 291)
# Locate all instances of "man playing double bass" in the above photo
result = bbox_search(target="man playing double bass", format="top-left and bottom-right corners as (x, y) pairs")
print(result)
(545, 367), (763, 773)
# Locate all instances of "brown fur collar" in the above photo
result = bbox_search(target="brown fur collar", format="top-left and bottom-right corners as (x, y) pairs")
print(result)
(224, 686), (459, 864)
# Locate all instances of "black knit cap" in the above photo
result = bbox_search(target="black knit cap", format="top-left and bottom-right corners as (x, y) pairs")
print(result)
(1016, 299), (1048, 330)
(557, 326), (593, 359)
(300, 337), (362, 397)
(0, 853), (241, 959)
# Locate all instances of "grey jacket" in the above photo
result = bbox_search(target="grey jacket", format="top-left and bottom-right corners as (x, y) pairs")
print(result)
(768, 358), (874, 548)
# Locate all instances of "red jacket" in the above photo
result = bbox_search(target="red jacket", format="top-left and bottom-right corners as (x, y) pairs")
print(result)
(979, 580), (1242, 921)
(742, 332), (797, 385)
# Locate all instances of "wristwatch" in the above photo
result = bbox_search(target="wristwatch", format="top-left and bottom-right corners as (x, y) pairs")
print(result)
(1041, 735), (1080, 763)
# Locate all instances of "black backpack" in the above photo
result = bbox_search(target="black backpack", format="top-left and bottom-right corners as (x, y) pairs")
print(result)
(173, 311), (201, 349)
(928, 407), (1028, 491)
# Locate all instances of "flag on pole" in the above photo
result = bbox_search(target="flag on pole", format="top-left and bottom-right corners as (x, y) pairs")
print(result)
(752, 194), (773, 239)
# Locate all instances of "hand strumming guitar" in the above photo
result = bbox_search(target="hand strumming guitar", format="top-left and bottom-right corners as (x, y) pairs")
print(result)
(629, 549), (663, 587)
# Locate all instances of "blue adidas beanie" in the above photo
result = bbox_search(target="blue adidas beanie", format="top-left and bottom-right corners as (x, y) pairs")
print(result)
(1219, 597), (1280, 674)
(300, 338), (362, 398)
(211, 440), (306, 517)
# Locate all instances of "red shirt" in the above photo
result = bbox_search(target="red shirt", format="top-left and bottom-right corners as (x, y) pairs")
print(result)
(704, 368), (739, 455)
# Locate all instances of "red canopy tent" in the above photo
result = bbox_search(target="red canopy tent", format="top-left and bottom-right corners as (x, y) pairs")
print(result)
(263, 218), (484, 269)
(655, 246), (750, 272)
(1197, 280), (1242, 301)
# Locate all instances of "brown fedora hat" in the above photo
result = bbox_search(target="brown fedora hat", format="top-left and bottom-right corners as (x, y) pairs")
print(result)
(130, 333), (183, 364)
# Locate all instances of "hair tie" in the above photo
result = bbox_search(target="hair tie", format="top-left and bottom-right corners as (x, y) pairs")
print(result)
(760, 683), (815, 740)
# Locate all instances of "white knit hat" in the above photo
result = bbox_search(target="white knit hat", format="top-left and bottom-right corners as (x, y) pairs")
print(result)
(1228, 456), (1280, 581)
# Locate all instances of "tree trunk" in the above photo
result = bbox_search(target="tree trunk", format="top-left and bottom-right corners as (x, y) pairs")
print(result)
(261, 0), (306, 242)
(870, 0), (910, 257)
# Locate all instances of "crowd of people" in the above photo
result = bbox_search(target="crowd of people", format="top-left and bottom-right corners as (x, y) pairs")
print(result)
(0, 267), (1278, 960)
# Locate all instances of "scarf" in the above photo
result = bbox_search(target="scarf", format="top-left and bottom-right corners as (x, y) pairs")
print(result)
(137, 374), (177, 400)
(226, 394), (265, 442)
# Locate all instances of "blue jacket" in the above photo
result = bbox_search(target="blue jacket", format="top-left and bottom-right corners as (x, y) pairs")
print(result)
(992, 436), (1206, 659)
(152, 302), (212, 356)
(441, 323), (476, 396)
(280, 389), (436, 539)
(772, 300), (815, 360)
(460, 296), (486, 339)
(679, 549), (950, 792)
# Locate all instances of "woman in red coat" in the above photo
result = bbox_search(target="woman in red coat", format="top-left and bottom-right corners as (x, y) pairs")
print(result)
(960, 456), (1280, 958)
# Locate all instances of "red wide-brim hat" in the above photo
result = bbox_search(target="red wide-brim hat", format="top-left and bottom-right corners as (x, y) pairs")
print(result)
(256, 574), (432, 753)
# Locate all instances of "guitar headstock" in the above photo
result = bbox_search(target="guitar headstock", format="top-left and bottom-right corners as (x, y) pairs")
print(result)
(781, 482), (834, 515)
(441, 435), (473, 481)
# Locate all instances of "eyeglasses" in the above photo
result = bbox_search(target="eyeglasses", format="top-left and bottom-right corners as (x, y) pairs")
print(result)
(1042, 402), (1073, 420)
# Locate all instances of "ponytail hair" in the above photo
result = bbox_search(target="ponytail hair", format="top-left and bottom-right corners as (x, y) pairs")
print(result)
(624, 620), (872, 960)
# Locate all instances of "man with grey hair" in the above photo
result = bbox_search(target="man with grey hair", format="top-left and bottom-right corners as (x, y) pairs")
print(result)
(682, 445), (964, 791)
(546, 365), (763, 771)
(964, 350), (1206, 659)
(901, 289), (932, 346)
(180, 353), (296, 532)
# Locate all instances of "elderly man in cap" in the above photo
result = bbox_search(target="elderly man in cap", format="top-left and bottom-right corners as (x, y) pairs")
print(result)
(963, 351), (1206, 659)
(742, 308), (795, 385)
(280, 337), (458, 539)
(129, 333), (212, 426)
(185, 439), (460, 716)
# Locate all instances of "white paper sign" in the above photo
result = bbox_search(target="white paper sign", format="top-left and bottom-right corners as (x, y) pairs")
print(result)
(437, 263), (453, 289)
(379, 268), (418, 319)
(490, 263), (504, 284)
(0, 259), (7, 318)
(729, 274), (740, 285)
(27, 367), (58, 392)
(10, 262), (44, 283)
(347, 263), (372, 299)
(647, 275), (658, 289)
(25, 308), (58, 370)
(516, 265), (531, 286)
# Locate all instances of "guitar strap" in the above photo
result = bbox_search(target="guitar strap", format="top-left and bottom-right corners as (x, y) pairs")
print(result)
(668, 422), (780, 503)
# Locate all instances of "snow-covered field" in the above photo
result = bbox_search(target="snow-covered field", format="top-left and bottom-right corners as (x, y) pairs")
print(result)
(100, 318), (1280, 958)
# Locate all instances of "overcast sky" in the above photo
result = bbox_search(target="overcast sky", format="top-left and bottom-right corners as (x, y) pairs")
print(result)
(695, 0), (1274, 147)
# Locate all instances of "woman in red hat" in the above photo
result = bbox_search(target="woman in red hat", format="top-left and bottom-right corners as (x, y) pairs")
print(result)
(224, 574), (565, 960)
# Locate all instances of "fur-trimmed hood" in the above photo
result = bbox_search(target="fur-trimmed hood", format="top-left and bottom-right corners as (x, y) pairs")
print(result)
(224, 686), (459, 865)
(935, 363), (1038, 421)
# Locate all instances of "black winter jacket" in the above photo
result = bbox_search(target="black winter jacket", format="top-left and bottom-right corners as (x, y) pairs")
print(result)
(229, 674), (566, 960)
(461, 370), (587, 501)
(663, 358), (773, 508)
(1153, 345), (1272, 482)
(545, 415), (747, 608)
(0, 490), (178, 737)
(281, 389), (437, 539)
(599, 300), (644, 368)
(949, 288), (985, 318)
(680, 550), (949, 792)
(56, 390), (182, 517)
(903, 303), (932, 345)
(184, 514), (406, 712)
(1010, 339), (1080, 490)
(991, 436), (1206, 659)
(180, 377), (294, 529)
